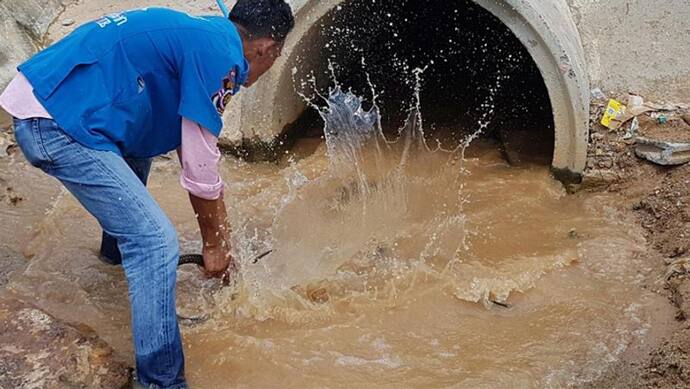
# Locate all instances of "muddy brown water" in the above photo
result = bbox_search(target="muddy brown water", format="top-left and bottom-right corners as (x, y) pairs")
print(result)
(0, 135), (671, 388)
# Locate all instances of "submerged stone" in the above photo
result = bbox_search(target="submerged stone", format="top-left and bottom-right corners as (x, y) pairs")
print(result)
(0, 297), (130, 388)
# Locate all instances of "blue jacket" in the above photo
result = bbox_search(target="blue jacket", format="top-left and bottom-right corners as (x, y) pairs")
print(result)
(19, 8), (249, 158)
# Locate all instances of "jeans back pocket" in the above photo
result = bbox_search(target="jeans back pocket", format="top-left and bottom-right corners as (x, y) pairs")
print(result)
(13, 118), (47, 168)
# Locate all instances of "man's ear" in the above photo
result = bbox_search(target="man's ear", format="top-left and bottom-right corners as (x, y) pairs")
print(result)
(256, 38), (278, 57)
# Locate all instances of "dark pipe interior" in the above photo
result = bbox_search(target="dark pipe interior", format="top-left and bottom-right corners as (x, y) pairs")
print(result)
(288, 0), (554, 164)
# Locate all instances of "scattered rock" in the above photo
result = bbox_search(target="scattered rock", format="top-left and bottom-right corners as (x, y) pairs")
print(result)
(635, 137), (690, 166)
(590, 88), (607, 100)
(0, 130), (15, 159)
(665, 257), (690, 280)
(682, 114), (690, 127)
(0, 247), (25, 287)
(669, 276), (690, 318)
(5, 187), (22, 206)
(0, 297), (131, 388)
(0, 139), (8, 159)
(579, 168), (618, 191)
(597, 158), (614, 169)
(307, 286), (330, 303)
(640, 330), (690, 388)
(632, 163), (690, 257)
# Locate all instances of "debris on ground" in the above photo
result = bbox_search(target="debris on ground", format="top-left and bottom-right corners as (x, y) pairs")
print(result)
(627, 93), (644, 109)
(5, 187), (23, 206)
(623, 116), (640, 140)
(665, 257), (690, 280)
(591, 88), (607, 101)
(583, 95), (690, 191)
(631, 162), (690, 258)
(582, 95), (690, 389)
(639, 327), (690, 388)
(682, 114), (690, 126)
(601, 92), (689, 131)
(634, 114), (690, 165)
(635, 137), (690, 165)
(0, 127), (17, 159)
(601, 98), (626, 129)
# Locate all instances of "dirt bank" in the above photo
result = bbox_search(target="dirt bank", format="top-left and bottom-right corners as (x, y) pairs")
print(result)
(580, 99), (690, 388)
(0, 296), (130, 388)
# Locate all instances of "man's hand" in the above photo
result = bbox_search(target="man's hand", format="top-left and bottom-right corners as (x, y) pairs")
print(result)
(189, 193), (234, 279)
(202, 243), (233, 278)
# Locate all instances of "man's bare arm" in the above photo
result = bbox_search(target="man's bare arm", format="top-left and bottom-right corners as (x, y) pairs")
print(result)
(189, 193), (233, 278)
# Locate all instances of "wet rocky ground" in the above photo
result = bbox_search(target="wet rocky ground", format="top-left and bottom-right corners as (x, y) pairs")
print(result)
(579, 100), (690, 388)
(0, 297), (130, 388)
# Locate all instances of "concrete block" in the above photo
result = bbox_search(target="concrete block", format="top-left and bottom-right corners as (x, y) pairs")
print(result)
(635, 136), (690, 166)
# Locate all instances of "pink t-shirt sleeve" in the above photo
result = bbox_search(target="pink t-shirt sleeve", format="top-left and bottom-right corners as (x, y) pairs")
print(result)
(178, 117), (224, 200)
(0, 72), (52, 119)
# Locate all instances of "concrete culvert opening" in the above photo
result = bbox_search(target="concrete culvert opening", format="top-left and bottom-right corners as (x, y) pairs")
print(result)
(284, 0), (555, 166)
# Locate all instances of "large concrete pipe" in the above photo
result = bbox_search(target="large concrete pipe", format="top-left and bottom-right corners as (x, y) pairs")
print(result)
(472, 0), (589, 182)
(222, 0), (589, 183)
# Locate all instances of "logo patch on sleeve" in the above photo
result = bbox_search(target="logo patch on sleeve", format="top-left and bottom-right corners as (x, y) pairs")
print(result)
(211, 69), (237, 115)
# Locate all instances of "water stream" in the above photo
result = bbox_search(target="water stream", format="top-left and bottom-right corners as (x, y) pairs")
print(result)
(0, 84), (669, 387)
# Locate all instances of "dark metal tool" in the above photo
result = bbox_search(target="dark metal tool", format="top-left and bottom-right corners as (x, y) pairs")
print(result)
(175, 249), (273, 325)
(177, 249), (273, 268)
(178, 253), (204, 267)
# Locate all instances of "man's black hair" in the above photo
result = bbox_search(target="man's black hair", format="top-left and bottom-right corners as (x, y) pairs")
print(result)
(229, 0), (295, 42)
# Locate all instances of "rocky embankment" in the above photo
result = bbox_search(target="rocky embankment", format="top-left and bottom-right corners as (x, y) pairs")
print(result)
(0, 297), (130, 388)
(581, 98), (690, 388)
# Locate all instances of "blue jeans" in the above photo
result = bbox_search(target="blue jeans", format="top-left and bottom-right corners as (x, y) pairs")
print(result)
(100, 157), (153, 266)
(13, 118), (186, 389)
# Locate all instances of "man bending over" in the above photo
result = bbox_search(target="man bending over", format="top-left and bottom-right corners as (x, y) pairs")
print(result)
(0, 1), (294, 387)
